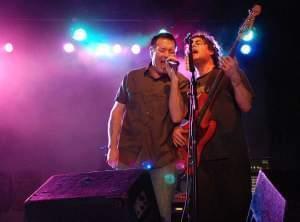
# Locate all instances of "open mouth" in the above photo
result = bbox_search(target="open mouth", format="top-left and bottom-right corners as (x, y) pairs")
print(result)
(161, 60), (167, 66)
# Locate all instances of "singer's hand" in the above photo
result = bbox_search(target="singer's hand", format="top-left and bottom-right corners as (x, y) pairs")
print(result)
(172, 126), (188, 147)
(165, 56), (179, 82)
(106, 146), (119, 169)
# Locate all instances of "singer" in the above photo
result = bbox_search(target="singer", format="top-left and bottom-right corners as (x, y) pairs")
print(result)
(106, 32), (189, 222)
(172, 32), (255, 222)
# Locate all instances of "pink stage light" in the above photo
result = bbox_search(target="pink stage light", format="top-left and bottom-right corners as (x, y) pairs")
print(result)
(3, 43), (14, 53)
(63, 43), (75, 53)
(131, 44), (141, 55)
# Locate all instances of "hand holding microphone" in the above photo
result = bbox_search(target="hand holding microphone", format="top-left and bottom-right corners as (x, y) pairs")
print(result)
(166, 58), (179, 71)
(165, 57), (180, 81)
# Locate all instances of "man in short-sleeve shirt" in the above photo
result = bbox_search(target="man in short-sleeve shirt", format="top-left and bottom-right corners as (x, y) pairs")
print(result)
(107, 32), (189, 222)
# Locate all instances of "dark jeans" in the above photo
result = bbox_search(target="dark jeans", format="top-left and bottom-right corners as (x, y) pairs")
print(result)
(196, 158), (251, 222)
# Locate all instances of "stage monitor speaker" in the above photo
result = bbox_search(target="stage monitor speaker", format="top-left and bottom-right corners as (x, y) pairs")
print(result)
(24, 169), (161, 222)
(246, 170), (286, 222)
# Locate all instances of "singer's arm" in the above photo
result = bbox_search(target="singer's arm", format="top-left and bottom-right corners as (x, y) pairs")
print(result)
(166, 63), (187, 123)
(107, 101), (126, 168)
(108, 101), (125, 149)
(169, 78), (186, 123)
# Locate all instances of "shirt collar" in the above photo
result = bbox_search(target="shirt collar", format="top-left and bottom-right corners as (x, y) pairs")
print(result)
(144, 63), (170, 81)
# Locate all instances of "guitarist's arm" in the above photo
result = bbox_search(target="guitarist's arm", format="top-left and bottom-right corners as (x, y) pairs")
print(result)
(221, 56), (254, 112)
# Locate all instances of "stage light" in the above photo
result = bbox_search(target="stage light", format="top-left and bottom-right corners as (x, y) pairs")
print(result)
(72, 28), (87, 41)
(141, 161), (153, 170)
(112, 44), (122, 54)
(240, 44), (251, 55)
(242, 30), (254, 41)
(131, 44), (141, 54)
(145, 164), (152, 169)
(175, 160), (185, 170)
(3, 43), (14, 53)
(95, 44), (111, 56)
(159, 29), (168, 33)
(164, 173), (176, 185)
(63, 43), (75, 53)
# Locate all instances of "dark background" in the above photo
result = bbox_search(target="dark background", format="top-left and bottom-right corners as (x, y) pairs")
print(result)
(0, 0), (298, 221)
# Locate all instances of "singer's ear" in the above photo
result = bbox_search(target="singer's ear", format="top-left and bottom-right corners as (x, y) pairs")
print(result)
(149, 46), (154, 58)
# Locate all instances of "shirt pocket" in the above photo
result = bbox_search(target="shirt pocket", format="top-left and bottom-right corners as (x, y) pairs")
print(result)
(143, 92), (169, 117)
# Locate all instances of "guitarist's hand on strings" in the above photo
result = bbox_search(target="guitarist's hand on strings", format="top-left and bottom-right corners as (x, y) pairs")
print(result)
(220, 56), (243, 87)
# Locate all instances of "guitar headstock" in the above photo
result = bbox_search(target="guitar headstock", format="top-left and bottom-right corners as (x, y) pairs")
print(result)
(251, 4), (262, 17)
(238, 4), (262, 37)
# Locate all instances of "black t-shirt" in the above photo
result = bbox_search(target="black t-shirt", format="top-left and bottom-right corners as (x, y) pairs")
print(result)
(193, 68), (254, 162)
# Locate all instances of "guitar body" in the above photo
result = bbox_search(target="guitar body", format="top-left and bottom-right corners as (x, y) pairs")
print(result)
(177, 93), (217, 175)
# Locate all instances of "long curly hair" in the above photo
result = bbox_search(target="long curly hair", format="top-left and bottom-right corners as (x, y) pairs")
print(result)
(191, 32), (222, 68)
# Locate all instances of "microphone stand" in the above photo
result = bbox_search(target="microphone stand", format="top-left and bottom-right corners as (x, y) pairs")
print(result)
(184, 33), (198, 222)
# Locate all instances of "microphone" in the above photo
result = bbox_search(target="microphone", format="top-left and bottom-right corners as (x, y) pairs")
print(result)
(166, 58), (179, 71)
(184, 33), (192, 44)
